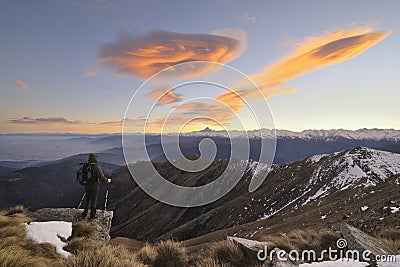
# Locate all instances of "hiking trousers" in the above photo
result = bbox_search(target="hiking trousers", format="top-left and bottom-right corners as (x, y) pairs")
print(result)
(83, 187), (99, 218)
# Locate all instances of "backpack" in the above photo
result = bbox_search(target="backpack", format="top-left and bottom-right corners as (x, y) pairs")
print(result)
(76, 163), (96, 185)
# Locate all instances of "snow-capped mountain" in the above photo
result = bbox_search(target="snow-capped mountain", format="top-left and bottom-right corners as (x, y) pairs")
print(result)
(182, 128), (400, 141)
(107, 146), (399, 241)
(300, 147), (400, 205)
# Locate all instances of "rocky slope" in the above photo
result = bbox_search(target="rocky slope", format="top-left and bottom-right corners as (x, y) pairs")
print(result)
(108, 147), (400, 242)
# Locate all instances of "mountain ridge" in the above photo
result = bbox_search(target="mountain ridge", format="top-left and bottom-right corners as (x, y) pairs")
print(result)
(182, 128), (400, 141)
(3, 128), (400, 141)
(108, 146), (400, 242)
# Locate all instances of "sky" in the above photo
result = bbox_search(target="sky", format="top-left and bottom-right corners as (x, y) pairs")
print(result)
(0, 0), (399, 134)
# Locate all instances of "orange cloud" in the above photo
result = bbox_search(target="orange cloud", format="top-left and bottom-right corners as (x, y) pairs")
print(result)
(150, 26), (390, 132)
(139, 27), (391, 133)
(16, 80), (29, 89)
(6, 117), (147, 134)
(251, 30), (390, 90)
(81, 70), (97, 77)
(143, 101), (237, 133)
(212, 28), (247, 58)
(99, 29), (244, 79)
(147, 88), (183, 106)
(216, 27), (391, 114)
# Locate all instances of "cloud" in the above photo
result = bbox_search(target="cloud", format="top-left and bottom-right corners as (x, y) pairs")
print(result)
(212, 28), (247, 58)
(99, 117), (148, 126)
(98, 29), (244, 79)
(238, 13), (256, 24)
(215, 27), (391, 113)
(6, 116), (149, 134)
(75, 0), (134, 10)
(8, 117), (82, 125)
(16, 80), (29, 89)
(146, 26), (390, 132)
(173, 102), (235, 122)
(146, 101), (236, 132)
(81, 70), (97, 77)
(147, 88), (183, 106)
(251, 29), (391, 91)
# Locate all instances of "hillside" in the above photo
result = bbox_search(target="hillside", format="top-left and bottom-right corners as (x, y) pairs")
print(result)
(0, 159), (120, 210)
(108, 147), (400, 243)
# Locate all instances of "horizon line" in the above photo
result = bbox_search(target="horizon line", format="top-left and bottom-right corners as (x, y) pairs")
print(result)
(2, 127), (400, 135)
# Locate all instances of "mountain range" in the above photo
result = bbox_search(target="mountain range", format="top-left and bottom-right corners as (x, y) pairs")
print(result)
(0, 129), (399, 248)
(107, 146), (400, 243)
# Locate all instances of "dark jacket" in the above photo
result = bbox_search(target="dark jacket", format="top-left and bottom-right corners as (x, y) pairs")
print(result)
(85, 153), (108, 191)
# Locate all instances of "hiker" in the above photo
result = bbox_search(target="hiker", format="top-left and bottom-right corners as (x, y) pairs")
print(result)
(81, 153), (111, 220)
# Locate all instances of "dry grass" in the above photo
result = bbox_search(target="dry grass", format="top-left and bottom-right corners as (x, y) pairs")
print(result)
(0, 236), (24, 250)
(63, 237), (100, 255)
(261, 228), (340, 261)
(64, 245), (145, 267)
(0, 246), (59, 267)
(0, 206), (63, 267)
(153, 240), (188, 267)
(64, 220), (103, 254)
(209, 240), (249, 267)
(62, 218), (102, 255)
(378, 228), (400, 253)
(380, 238), (400, 254)
(136, 243), (157, 265)
(191, 256), (228, 267)
(3, 205), (25, 216)
(0, 225), (26, 239)
(22, 242), (61, 260)
(64, 220), (145, 266)
(378, 228), (400, 241)
(69, 221), (97, 239)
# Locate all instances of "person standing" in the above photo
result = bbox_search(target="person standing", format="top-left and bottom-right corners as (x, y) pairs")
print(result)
(81, 153), (111, 220)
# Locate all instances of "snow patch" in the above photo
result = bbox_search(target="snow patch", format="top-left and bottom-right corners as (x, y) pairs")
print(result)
(308, 154), (328, 163)
(302, 147), (400, 205)
(25, 221), (72, 258)
(259, 189), (310, 220)
(390, 207), (399, 214)
(182, 128), (400, 141)
(378, 255), (400, 267)
(360, 206), (369, 212)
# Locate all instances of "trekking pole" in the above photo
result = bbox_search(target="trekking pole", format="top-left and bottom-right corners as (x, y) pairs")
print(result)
(77, 193), (86, 209)
(104, 182), (109, 212)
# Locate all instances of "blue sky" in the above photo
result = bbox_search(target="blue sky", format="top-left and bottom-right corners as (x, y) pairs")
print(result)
(0, 0), (399, 133)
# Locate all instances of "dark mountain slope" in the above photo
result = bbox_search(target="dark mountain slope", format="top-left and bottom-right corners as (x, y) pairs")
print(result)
(0, 159), (119, 210)
(108, 147), (400, 242)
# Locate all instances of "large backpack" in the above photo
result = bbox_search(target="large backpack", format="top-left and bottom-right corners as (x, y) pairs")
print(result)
(76, 163), (96, 185)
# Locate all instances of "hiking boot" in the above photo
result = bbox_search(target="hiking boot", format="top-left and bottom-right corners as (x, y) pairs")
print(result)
(89, 212), (97, 220)
(81, 211), (88, 218)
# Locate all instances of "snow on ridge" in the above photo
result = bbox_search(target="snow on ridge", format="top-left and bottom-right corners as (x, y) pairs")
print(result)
(259, 189), (311, 220)
(315, 147), (400, 187)
(181, 128), (400, 141)
(345, 147), (400, 179)
(303, 147), (400, 205)
(25, 221), (72, 258)
(246, 159), (270, 176)
(308, 153), (329, 164)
